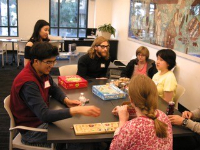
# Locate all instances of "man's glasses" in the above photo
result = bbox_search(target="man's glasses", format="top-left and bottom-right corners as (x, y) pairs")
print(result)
(97, 45), (110, 49)
(41, 60), (57, 66)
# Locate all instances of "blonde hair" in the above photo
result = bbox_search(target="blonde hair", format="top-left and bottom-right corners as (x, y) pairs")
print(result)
(128, 75), (168, 138)
(88, 36), (110, 60)
(136, 46), (149, 60)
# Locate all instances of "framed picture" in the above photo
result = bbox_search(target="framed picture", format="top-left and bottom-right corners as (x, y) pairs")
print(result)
(128, 0), (200, 58)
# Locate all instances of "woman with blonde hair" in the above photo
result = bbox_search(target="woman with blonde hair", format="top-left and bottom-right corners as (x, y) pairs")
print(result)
(121, 46), (157, 78)
(110, 75), (173, 150)
(77, 36), (110, 79)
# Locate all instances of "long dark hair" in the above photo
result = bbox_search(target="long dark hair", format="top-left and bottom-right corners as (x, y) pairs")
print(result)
(29, 20), (50, 42)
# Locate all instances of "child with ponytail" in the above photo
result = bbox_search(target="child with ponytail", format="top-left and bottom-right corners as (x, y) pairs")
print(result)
(110, 75), (173, 150)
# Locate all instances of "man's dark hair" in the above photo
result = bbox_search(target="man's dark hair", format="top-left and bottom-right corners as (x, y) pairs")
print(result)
(30, 42), (59, 61)
(156, 49), (176, 70)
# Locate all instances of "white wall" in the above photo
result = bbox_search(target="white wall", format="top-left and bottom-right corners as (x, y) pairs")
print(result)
(18, 0), (49, 39)
(111, 0), (200, 110)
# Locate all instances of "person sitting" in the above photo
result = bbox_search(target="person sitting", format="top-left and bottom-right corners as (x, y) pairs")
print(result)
(169, 109), (200, 150)
(24, 19), (50, 66)
(152, 49), (177, 102)
(110, 75), (173, 150)
(10, 42), (100, 147)
(77, 36), (110, 79)
(120, 46), (157, 79)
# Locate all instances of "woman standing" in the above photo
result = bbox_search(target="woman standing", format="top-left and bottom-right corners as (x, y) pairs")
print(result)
(121, 46), (157, 78)
(110, 75), (173, 150)
(24, 20), (50, 66)
(152, 49), (177, 102)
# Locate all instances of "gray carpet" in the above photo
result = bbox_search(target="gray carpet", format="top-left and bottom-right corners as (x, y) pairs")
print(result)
(0, 52), (22, 150)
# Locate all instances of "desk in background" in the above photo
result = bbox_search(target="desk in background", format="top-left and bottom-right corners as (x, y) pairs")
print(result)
(47, 79), (195, 143)
(64, 39), (118, 62)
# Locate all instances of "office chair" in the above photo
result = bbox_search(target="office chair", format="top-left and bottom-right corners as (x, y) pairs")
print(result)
(4, 95), (55, 150)
(174, 84), (185, 109)
(0, 41), (8, 67)
(59, 64), (78, 76)
(16, 41), (26, 68)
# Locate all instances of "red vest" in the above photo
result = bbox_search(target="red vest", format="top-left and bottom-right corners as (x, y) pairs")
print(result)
(10, 62), (50, 130)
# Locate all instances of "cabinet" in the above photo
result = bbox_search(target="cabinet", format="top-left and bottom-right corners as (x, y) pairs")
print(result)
(64, 39), (118, 62)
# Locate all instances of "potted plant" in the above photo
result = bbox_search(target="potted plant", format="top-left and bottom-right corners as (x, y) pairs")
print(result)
(98, 23), (116, 39)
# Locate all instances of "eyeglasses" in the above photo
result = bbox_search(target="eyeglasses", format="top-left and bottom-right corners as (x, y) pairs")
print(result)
(137, 54), (145, 57)
(41, 60), (57, 66)
(97, 45), (110, 49)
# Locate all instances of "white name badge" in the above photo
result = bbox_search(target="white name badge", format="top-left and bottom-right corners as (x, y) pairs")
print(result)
(101, 63), (105, 68)
(44, 80), (51, 88)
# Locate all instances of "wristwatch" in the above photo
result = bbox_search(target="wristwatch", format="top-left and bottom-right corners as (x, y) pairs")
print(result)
(182, 118), (188, 126)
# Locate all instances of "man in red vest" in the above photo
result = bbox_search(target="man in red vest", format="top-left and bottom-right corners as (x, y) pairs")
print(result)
(10, 42), (100, 146)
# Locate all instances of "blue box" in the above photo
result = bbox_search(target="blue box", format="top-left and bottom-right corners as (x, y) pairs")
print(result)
(92, 84), (126, 100)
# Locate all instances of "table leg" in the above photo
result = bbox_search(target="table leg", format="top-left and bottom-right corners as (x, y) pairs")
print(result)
(10, 42), (15, 65)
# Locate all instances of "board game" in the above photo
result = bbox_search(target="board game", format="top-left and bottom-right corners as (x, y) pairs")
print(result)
(102, 122), (119, 133)
(58, 75), (88, 89)
(92, 84), (126, 100)
(73, 122), (119, 135)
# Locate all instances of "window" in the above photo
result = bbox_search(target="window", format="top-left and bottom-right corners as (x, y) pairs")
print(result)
(0, 0), (18, 37)
(50, 0), (88, 38)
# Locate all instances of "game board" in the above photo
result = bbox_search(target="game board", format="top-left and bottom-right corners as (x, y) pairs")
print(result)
(73, 122), (119, 135)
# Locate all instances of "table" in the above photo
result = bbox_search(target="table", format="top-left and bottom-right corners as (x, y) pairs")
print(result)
(0, 39), (19, 65)
(47, 79), (194, 143)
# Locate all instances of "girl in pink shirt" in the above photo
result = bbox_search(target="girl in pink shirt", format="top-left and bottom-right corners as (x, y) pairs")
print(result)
(110, 75), (173, 150)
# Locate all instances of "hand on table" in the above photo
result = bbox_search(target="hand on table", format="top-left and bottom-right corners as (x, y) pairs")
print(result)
(182, 111), (193, 119)
(64, 98), (81, 108)
(70, 105), (101, 117)
(168, 115), (184, 126)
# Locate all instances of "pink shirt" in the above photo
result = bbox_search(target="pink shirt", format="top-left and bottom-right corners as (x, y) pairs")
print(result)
(110, 110), (173, 150)
(133, 63), (147, 76)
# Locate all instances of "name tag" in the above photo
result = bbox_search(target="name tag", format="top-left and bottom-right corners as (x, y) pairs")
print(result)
(44, 80), (51, 88)
(154, 81), (158, 86)
(101, 63), (105, 68)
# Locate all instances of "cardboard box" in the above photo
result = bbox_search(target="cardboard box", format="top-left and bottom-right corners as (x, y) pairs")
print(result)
(58, 75), (88, 89)
(92, 84), (126, 100)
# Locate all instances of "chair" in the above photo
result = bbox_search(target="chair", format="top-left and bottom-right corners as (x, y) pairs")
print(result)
(16, 41), (26, 68)
(174, 84), (185, 109)
(59, 64), (78, 76)
(0, 41), (8, 67)
(76, 46), (90, 53)
(4, 95), (55, 150)
(109, 60), (128, 79)
(49, 35), (63, 51)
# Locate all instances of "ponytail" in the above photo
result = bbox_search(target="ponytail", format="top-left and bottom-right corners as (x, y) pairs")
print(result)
(129, 75), (168, 138)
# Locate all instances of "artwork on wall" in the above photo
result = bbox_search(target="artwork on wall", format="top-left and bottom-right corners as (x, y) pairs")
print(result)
(128, 0), (200, 58)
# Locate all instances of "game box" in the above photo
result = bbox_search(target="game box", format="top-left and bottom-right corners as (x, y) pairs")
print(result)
(58, 75), (88, 89)
(92, 84), (126, 100)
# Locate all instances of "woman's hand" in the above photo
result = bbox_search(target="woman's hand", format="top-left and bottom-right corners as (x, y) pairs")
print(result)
(168, 115), (184, 126)
(182, 111), (193, 119)
(116, 105), (129, 127)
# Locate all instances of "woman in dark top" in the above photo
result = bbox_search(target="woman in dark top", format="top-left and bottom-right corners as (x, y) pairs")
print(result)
(77, 36), (110, 79)
(24, 20), (50, 66)
(121, 46), (157, 79)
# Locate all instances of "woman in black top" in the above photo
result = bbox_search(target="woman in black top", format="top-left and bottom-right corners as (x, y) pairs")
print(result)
(24, 20), (50, 66)
(121, 46), (157, 79)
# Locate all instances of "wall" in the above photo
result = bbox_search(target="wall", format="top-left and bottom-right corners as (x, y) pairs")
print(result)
(111, 0), (200, 110)
(18, 0), (49, 39)
(0, 0), (49, 49)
